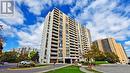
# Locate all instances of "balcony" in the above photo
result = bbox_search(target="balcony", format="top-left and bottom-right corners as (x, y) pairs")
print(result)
(53, 18), (59, 22)
(51, 44), (58, 47)
(52, 31), (58, 35)
(51, 52), (57, 55)
(54, 11), (59, 15)
(53, 26), (58, 30)
(70, 54), (75, 57)
(51, 48), (58, 51)
(51, 54), (57, 57)
(52, 28), (58, 32)
(70, 50), (75, 53)
(51, 49), (57, 52)
(70, 46), (75, 48)
(54, 9), (59, 12)
(53, 22), (59, 27)
(52, 33), (58, 38)
(69, 37), (75, 41)
(53, 17), (59, 21)
(53, 14), (59, 18)
(69, 35), (75, 39)
(51, 41), (58, 45)
(53, 19), (59, 23)
(52, 37), (58, 41)
(50, 57), (57, 59)
(51, 45), (58, 48)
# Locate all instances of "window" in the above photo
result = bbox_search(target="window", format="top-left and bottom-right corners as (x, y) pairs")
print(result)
(45, 33), (49, 48)
(58, 49), (63, 57)
(45, 49), (47, 55)
(66, 30), (68, 34)
(60, 18), (63, 22)
(59, 19), (62, 48)
(59, 30), (62, 40)
(60, 12), (63, 14)
(59, 40), (62, 48)
(60, 21), (62, 25)
(48, 16), (51, 21)
(60, 25), (62, 29)
(66, 23), (68, 28)
(101, 39), (112, 52)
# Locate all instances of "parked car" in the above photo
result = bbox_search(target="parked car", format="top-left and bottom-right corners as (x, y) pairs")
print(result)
(18, 61), (35, 67)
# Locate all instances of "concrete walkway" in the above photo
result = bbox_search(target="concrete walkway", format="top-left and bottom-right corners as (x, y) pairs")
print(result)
(80, 67), (93, 73)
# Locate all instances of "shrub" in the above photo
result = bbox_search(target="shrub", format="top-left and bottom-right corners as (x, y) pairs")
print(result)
(30, 61), (36, 67)
(78, 61), (84, 64)
(82, 62), (89, 65)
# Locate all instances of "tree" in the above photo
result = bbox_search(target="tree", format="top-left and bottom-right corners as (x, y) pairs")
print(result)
(0, 25), (3, 56)
(84, 44), (105, 62)
(0, 39), (3, 56)
(91, 45), (106, 61)
(105, 52), (119, 63)
(29, 51), (36, 59)
(84, 50), (94, 62)
(0, 51), (19, 63)
(29, 51), (39, 63)
(18, 53), (30, 62)
(94, 54), (106, 61)
(84, 44), (119, 63)
(0, 53), (4, 62)
(0, 25), (6, 57)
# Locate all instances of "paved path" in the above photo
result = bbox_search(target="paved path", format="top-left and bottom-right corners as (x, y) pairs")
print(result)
(95, 64), (130, 73)
(80, 67), (93, 73)
(0, 63), (67, 73)
(0, 63), (17, 72)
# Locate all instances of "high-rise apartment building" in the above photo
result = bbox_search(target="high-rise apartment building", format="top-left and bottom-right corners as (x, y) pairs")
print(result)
(40, 8), (91, 64)
(93, 38), (128, 64)
(12, 46), (38, 54)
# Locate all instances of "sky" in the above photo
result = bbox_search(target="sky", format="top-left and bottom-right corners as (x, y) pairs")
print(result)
(0, 0), (130, 57)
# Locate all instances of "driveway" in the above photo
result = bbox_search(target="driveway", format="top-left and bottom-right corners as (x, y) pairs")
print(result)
(0, 63), (67, 73)
(95, 64), (130, 73)
(0, 63), (17, 70)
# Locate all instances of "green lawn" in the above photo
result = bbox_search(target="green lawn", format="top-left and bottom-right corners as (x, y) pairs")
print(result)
(95, 61), (110, 65)
(45, 65), (85, 73)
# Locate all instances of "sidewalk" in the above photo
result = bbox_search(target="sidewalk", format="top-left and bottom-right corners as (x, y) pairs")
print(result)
(80, 67), (93, 73)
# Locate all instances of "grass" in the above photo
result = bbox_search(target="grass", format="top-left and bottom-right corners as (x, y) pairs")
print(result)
(94, 61), (110, 65)
(45, 65), (85, 73)
(81, 61), (110, 66)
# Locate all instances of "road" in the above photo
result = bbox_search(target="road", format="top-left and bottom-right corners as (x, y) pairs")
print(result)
(0, 63), (67, 73)
(95, 64), (130, 73)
